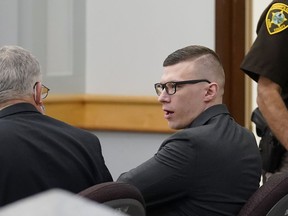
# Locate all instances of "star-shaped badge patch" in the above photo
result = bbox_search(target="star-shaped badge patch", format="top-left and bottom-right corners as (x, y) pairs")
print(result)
(266, 3), (288, 35)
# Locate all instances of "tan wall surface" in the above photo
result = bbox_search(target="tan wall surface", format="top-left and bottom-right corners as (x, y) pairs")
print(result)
(45, 94), (174, 133)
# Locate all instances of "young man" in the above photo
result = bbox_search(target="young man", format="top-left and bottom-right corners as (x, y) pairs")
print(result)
(0, 45), (112, 206)
(117, 45), (262, 216)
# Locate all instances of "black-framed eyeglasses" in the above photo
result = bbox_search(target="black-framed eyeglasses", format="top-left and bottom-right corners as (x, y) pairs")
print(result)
(33, 82), (50, 99)
(154, 79), (211, 96)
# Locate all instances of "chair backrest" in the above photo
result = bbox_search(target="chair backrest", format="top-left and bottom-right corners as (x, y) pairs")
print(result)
(238, 172), (288, 216)
(0, 189), (126, 216)
(78, 182), (145, 216)
(266, 194), (288, 216)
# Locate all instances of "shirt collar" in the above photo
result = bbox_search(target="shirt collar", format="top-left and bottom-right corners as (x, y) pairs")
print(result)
(0, 103), (40, 118)
(188, 104), (230, 128)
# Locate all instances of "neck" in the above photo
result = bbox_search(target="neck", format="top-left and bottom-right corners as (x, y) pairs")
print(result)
(0, 104), (13, 111)
(0, 98), (44, 114)
(0, 99), (29, 111)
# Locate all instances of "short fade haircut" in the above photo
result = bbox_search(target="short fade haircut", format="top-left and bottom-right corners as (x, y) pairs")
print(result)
(163, 45), (225, 96)
(163, 45), (222, 67)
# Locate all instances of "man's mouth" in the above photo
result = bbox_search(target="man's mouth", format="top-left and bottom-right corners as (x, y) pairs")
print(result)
(164, 109), (174, 118)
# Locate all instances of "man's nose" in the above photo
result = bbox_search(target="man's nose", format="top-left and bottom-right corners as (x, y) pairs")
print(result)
(158, 89), (171, 103)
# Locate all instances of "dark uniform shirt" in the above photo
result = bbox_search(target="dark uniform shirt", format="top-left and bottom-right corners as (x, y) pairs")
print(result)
(240, 0), (288, 175)
(241, 0), (288, 99)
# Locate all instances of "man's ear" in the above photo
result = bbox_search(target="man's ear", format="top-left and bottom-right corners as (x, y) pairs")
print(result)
(33, 82), (43, 105)
(204, 82), (218, 102)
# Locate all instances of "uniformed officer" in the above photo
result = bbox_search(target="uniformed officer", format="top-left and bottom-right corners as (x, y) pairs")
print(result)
(241, 0), (288, 182)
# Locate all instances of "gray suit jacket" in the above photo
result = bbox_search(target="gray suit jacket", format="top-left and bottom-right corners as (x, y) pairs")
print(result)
(118, 104), (262, 216)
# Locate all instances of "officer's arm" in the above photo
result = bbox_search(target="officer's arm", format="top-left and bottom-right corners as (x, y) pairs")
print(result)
(257, 75), (288, 149)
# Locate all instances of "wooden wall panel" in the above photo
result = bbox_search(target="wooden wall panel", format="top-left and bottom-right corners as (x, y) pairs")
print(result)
(215, 0), (246, 126)
(45, 94), (173, 133)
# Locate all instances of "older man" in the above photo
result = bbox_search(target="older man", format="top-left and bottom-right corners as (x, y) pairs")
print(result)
(0, 45), (112, 206)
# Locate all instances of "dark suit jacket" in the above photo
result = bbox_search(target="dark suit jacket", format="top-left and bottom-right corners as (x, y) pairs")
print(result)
(118, 104), (262, 216)
(0, 103), (112, 206)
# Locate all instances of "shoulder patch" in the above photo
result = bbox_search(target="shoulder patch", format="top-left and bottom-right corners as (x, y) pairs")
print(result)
(266, 3), (288, 35)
